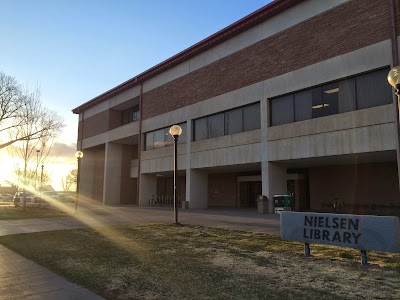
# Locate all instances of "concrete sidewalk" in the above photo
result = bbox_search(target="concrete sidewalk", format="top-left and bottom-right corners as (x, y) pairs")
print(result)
(0, 206), (281, 236)
(0, 245), (103, 300)
(0, 206), (280, 299)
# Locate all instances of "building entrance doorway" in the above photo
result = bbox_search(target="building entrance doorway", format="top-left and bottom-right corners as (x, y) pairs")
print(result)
(239, 181), (261, 208)
(287, 169), (310, 211)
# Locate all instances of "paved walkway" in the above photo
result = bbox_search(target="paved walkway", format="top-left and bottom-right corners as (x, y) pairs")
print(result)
(0, 206), (281, 299)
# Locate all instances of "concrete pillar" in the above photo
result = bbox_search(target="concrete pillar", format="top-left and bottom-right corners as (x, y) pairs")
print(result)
(185, 119), (192, 209)
(262, 161), (287, 213)
(79, 148), (95, 201)
(260, 97), (286, 213)
(187, 169), (208, 209)
(103, 143), (123, 205)
(139, 174), (157, 206)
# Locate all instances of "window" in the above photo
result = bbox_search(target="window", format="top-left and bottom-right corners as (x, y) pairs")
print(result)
(178, 123), (187, 144)
(208, 113), (224, 138)
(144, 123), (187, 150)
(153, 129), (165, 149)
(145, 132), (154, 150)
(270, 68), (391, 126)
(356, 69), (392, 109)
(121, 106), (140, 125)
(271, 95), (293, 126)
(193, 102), (261, 141)
(294, 90), (312, 122)
(338, 78), (356, 113)
(243, 103), (261, 131)
(194, 118), (208, 141)
(225, 108), (243, 134)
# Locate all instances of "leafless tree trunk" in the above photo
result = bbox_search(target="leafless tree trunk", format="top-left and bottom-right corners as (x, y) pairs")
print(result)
(5, 78), (64, 209)
(61, 169), (77, 192)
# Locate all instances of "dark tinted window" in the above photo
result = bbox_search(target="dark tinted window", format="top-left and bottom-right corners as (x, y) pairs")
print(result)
(225, 108), (243, 134)
(208, 113), (225, 138)
(338, 78), (357, 113)
(294, 90), (312, 122)
(144, 122), (187, 150)
(271, 68), (391, 126)
(356, 69), (392, 109)
(194, 118), (207, 141)
(145, 132), (154, 150)
(271, 95), (294, 126)
(178, 123), (187, 144)
(243, 103), (261, 131)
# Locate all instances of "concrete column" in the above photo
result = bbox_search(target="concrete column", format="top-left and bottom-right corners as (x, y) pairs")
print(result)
(260, 97), (286, 212)
(79, 148), (95, 201)
(185, 120), (192, 209)
(187, 169), (208, 209)
(103, 143), (123, 205)
(139, 174), (157, 206)
(262, 161), (287, 213)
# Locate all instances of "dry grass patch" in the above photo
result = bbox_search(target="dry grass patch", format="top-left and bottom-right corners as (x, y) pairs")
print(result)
(0, 223), (398, 300)
(0, 206), (66, 220)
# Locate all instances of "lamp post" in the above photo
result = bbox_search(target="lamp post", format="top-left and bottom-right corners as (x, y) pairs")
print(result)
(39, 163), (44, 208)
(169, 125), (182, 224)
(36, 149), (40, 189)
(388, 66), (400, 103)
(75, 151), (84, 213)
(388, 66), (400, 191)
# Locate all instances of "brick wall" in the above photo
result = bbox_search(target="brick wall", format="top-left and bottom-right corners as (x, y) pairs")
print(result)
(208, 174), (237, 207)
(79, 109), (123, 140)
(79, 110), (109, 140)
(142, 0), (392, 120)
(309, 162), (400, 213)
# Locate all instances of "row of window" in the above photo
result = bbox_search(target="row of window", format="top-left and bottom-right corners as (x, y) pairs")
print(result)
(144, 103), (261, 150)
(270, 68), (392, 126)
(143, 68), (393, 150)
(145, 123), (187, 150)
(194, 103), (260, 141)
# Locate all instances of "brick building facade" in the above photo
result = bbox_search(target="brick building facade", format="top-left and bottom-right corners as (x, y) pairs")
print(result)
(73, 0), (400, 214)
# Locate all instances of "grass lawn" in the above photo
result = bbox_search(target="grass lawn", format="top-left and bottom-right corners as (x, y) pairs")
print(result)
(0, 223), (399, 300)
(0, 205), (67, 220)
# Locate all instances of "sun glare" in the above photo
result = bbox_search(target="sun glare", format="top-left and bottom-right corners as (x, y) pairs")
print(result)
(0, 149), (76, 191)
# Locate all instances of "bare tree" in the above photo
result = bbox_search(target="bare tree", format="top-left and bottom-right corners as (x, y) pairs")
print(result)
(0, 72), (63, 149)
(61, 169), (77, 192)
(20, 168), (51, 189)
(6, 83), (64, 209)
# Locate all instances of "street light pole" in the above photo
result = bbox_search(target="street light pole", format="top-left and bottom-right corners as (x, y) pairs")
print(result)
(75, 151), (84, 213)
(388, 67), (400, 191)
(169, 125), (182, 224)
(39, 163), (44, 208)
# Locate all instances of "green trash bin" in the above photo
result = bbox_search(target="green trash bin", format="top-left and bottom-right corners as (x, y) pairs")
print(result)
(273, 195), (294, 214)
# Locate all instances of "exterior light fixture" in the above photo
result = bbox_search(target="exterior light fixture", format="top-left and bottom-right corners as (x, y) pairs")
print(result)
(75, 151), (84, 159)
(75, 151), (84, 212)
(169, 124), (182, 224)
(388, 66), (400, 89)
(169, 125), (182, 137)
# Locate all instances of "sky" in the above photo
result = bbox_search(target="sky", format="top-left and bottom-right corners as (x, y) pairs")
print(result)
(0, 0), (270, 189)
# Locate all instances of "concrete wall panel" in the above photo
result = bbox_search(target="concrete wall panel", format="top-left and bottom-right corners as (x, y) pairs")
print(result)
(269, 123), (397, 161)
(141, 153), (186, 174)
(191, 143), (261, 169)
(84, 86), (140, 119)
(82, 122), (139, 149)
(268, 105), (395, 141)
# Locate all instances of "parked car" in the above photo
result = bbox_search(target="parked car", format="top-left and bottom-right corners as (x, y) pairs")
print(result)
(0, 193), (13, 202)
(58, 193), (76, 203)
(36, 191), (59, 203)
(13, 192), (35, 206)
